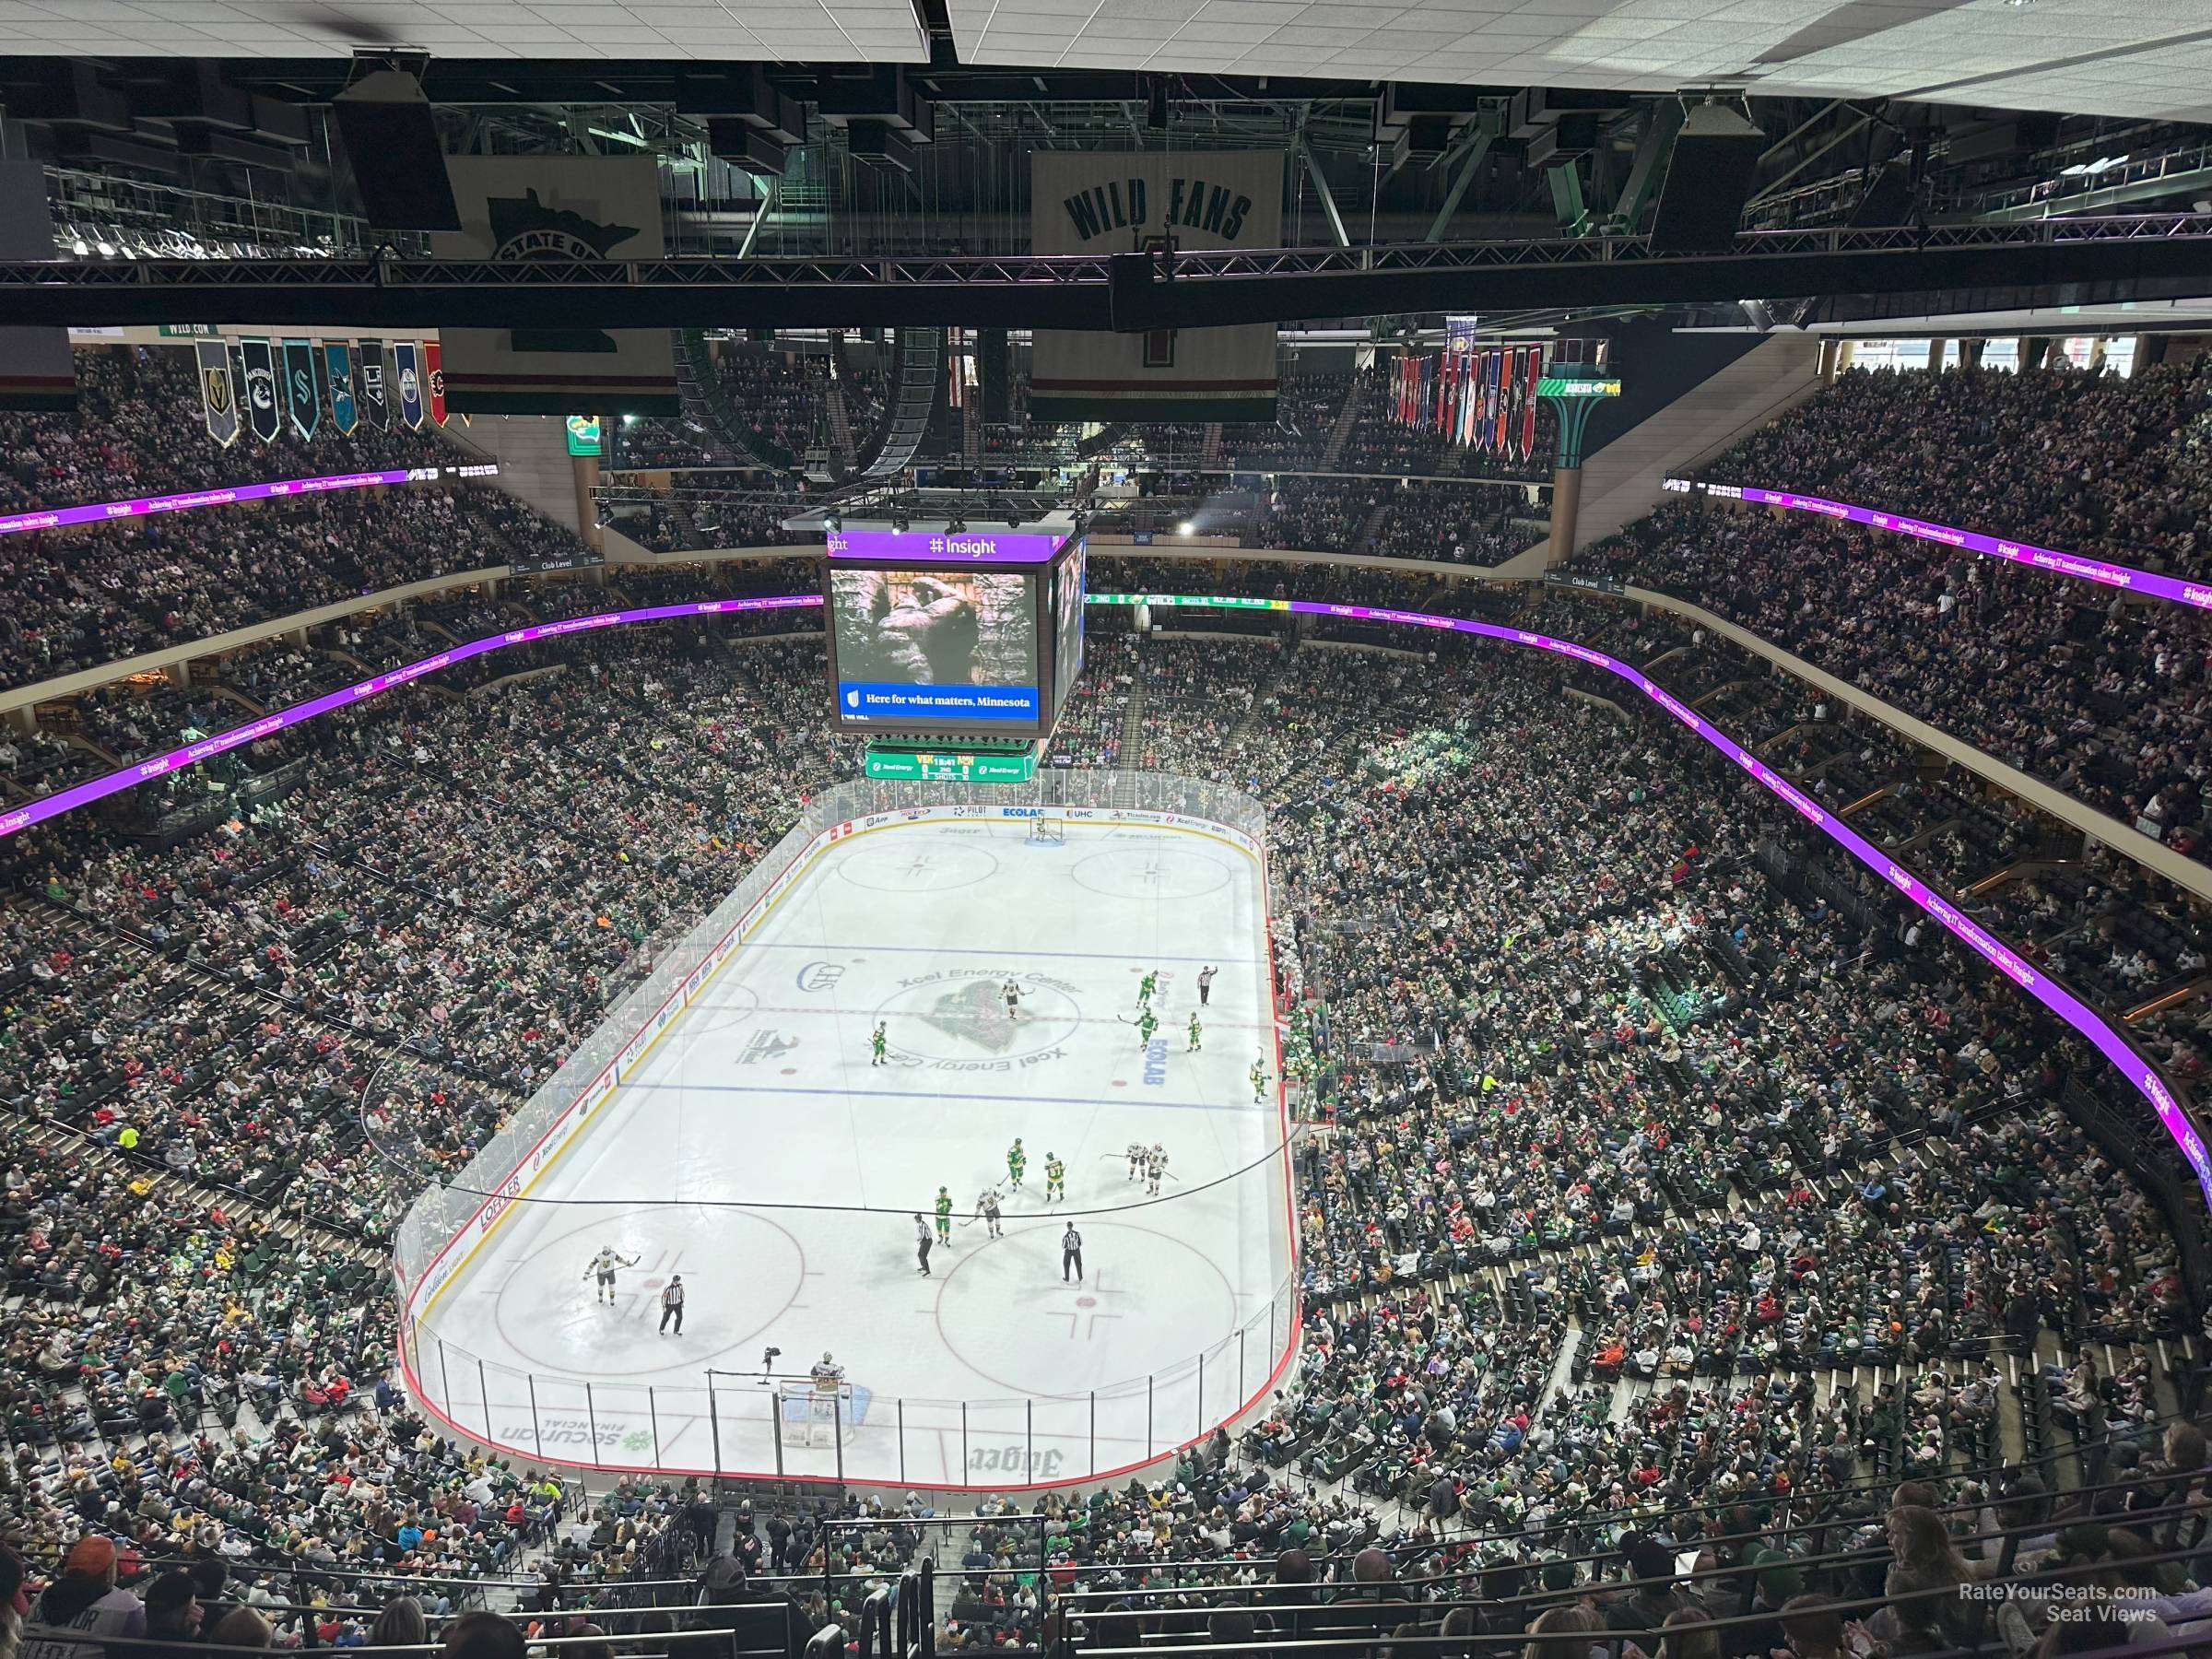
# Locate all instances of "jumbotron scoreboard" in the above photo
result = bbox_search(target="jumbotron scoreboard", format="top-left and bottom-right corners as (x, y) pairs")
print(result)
(822, 524), (1087, 782)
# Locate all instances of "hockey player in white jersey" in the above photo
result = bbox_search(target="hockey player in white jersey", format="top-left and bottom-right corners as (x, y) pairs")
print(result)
(1145, 1144), (1170, 1196)
(583, 1246), (641, 1305)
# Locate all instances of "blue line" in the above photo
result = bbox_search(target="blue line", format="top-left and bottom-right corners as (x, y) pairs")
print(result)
(625, 1079), (1263, 1115)
(735, 940), (1263, 965)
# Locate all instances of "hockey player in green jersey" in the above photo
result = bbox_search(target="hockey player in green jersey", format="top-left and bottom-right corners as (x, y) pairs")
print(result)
(1250, 1058), (1269, 1102)
(1187, 1013), (1203, 1052)
(870, 1023), (888, 1066)
(1006, 1137), (1027, 1191)
(1137, 970), (1159, 1007)
(1136, 1006), (1159, 1047)
(934, 1186), (953, 1244)
(1043, 1152), (1065, 1202)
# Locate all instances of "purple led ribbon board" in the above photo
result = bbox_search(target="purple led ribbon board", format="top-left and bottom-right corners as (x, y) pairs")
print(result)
(1285, 596), (2212, 1216)
(5, 585), (2201, 1214)
(0, 464), (502, 539)
(1665, 477), (2212, 612)
(0, 595), (821, 841)
(825, 527), (1065, 564)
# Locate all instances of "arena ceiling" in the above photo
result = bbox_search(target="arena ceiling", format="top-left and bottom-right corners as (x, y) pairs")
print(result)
(5, 0), (2208, 122)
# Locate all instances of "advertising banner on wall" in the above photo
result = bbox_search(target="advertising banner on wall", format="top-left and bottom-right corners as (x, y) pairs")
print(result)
(430, 156), (679, 416)
(1030, 150), (1282, 423)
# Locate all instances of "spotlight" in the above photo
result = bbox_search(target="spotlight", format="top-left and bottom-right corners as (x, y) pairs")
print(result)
(824, 511), (841, 532)
(1179, 521), (1194, 535)
(892, 511), (910, 533)
(947, 514), (966, 535)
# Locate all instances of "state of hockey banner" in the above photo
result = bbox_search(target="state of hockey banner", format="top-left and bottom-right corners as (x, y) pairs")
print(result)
(325, 343), (357, 435)
(281, 337), (319, 440)
(424, 340), (448, 426)
(0, 163), (74, 411)
(394, 342), (425, 429)
(241, 337), (282, 443)
(195, 338), (240, 448)
(1030, 150), (1282, 423)
(359, 338), (389, 430)
(429, 156), (678, 415)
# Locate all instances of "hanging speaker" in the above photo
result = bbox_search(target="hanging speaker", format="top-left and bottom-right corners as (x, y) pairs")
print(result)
(1649, 103), (1764, 254)
(332, 69), (460, 232)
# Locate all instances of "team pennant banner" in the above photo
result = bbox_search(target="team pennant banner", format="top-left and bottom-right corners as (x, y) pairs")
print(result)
(359, 338), (389, 430)
(281, 337), (319, 440)
(325, 342), (357, 435)
(394, 342), (425, 429)
(424, 341), (447, 426)
(195, 338), (240, 448)
(241, 337), (281, 443)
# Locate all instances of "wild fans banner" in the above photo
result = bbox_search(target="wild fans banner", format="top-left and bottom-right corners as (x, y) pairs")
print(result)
(324, 343), (356, 434)
(394, 342), (425, 429)
(195, 339), (240, 448)
(281, 337), (319, 440)
(429, 156), (677, 415)
(241, 337), (281, 443)
(0, 163), (74, 411)
(1030, 151), (1282, 423)
(358, 338), (389, 430)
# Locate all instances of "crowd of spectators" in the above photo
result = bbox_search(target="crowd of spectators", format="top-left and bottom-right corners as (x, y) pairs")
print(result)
(6, 364), (2212, 1659)
(1698, 360), (2212, 580)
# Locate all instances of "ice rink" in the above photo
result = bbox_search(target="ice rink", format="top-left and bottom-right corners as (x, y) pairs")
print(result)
(411, 812), (1296, 1488)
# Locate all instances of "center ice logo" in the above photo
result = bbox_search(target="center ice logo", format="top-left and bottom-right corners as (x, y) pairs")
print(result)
(918, 980), (1019, 1053)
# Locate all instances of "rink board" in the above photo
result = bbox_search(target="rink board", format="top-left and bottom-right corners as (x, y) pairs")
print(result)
(398, 803), (1297, 1489)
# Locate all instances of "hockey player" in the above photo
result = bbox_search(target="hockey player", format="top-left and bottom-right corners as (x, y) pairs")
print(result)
(870, 1023), (888, 1067)
(810, 1351), (845, 1387)
(975, 1187), (1004, 1239)
(1001, 978), (1024, 1019)
(1137, 969), (1159, 1007)
(583, 1245), (640, 1305)
(1249, 1058), (1269, 1103)
(1145, 1144), (1170, 1196)
(1044, 1152), (1065, 1203)
(1006, 1137), (1028, 1192)
(1186, 1012), (1203, 1052)
(1127, 1141), (1146, 1182)
(1136, 1006), (1159, 1048)
(934, 1186), (954, 1245)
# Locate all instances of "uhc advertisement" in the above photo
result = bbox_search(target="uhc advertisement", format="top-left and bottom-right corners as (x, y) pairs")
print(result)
(829, 567), (1041, 728)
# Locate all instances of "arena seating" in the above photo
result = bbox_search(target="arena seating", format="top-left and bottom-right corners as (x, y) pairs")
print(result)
(6, 354), (2212, 1659)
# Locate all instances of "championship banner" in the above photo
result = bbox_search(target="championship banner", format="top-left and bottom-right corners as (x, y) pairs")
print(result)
(424, 340), (448, 426)
(1030, 150), (1282, 422)
(241, 337), (281, 443)
(1522, 347), (1541, 459)
(325, 343), (357, 434)
(394, 342), (425, 429)
(195, 339), (240, 448)
(359, 338), (389, 430)
(429, 156), (678, 415)
(0, 164), (73, 411)
(282, 337), (319, 440)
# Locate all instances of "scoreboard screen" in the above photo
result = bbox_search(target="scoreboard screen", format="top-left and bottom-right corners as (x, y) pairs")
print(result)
(824, 526), (1084, 740)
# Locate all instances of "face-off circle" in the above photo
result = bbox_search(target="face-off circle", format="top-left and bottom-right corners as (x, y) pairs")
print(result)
(1069, 845), (1232, 902)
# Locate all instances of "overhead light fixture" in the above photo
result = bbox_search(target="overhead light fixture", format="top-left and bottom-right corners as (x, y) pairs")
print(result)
(824, 511), (841, 532)
(1179, 521), (1194, 535)
(947, 514), (965, 534)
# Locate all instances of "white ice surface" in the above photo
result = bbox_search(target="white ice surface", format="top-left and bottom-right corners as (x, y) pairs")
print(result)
(415, 816), (1294, 1488)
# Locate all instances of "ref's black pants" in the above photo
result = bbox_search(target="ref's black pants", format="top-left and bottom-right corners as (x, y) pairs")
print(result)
(1063, 1247), (1083, 1282)
(660, 1303), (683, 1333)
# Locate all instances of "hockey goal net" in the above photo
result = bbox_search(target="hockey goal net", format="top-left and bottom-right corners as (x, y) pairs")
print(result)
(1026, 818), (1066, 846)
(775, 1381), (855, 1449)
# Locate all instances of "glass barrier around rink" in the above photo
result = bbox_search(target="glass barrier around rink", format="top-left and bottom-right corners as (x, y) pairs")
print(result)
(392, 773), (1299, 1490)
